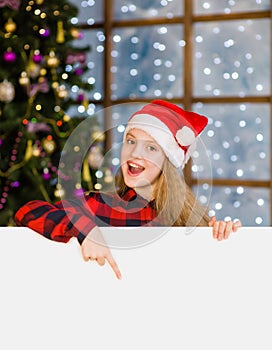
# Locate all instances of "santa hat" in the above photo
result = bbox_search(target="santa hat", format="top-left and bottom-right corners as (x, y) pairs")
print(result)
(124, 100), (208, 169)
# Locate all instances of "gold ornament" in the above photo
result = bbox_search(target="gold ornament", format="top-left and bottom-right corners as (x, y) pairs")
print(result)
(32, 144), (41, 157)
(19, 72), (30, 86)
(42, 137), (56, 154)
(88, 146), (104, 168)
(5, 18), (16, 33)
(52, 82), (59, 89)
(0, 80), (15, 103)
(46, 51), (59, 68)
(56, 20), (65, 44)
(63, 114), (70, 122)
(54, 184), (65, 198)
(70, 27), (79, 39)
(24, 140), (33, 161)
(91, 127), (105, 143)
(104, 168), (114, 183)
(56, 84), (68, 99)
(82, 158), (92, 183)
(27, 61), (40, 79)
(82, 95), (89, 109)
(94, 183), (103, 190)
(83, 95), (89, 109)
(36, 0), (44, 4)
(40, 68), (47, 76)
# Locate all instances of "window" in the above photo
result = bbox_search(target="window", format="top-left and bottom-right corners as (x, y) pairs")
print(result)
(70, 0), (271, 225)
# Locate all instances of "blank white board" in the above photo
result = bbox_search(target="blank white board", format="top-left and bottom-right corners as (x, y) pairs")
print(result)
(0, 226), (271, 350)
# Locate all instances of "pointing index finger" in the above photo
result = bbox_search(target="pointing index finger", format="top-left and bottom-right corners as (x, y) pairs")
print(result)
(106, 251), (122, 280)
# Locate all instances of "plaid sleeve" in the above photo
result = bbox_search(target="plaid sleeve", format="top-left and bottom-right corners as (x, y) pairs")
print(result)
(14, 190), (160, 245)
(14, 199), (96, 244)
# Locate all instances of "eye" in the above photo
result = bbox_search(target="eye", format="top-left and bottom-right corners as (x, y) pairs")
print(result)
(126, 138), (135, 145)
(146, 145), (157, 152)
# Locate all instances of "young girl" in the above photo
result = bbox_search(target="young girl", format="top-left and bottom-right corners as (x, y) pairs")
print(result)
(15, 100), (241, 279)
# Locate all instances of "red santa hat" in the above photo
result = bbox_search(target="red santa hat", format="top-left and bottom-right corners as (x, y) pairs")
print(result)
(124, 100), (208, 169)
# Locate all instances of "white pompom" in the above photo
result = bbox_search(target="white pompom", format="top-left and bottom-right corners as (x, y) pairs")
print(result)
(176, 126), (195, 146)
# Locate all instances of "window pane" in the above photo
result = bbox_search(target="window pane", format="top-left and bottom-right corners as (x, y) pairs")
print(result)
(69, 0), (103, 24)
(194, 185), (270, 226)
(73, 30), (104, 101)
(192, 104), (270, 180)
(194, 19), (270, 97)
(112, 25), (184, 99)
(114, 0), (183, 20)
(194, 0), (270, 14)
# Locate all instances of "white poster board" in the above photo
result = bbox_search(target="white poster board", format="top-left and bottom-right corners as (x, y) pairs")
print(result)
(0, 226), (271, 350)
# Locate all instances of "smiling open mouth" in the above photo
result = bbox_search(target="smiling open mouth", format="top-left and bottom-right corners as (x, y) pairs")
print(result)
(128, 162), (145, 175)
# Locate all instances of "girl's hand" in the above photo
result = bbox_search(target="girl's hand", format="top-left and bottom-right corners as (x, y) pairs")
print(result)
(208, 216), (242, 241)
(81, 226), (122, 280)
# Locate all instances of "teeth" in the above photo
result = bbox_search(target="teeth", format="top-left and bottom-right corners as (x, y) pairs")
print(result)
(128, 162), (144, 169)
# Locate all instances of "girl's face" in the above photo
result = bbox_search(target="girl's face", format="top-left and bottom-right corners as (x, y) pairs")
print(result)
(121, 128), (166, 200)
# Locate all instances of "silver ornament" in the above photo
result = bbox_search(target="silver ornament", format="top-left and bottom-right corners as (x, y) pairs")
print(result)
(0, 80), (15, 103)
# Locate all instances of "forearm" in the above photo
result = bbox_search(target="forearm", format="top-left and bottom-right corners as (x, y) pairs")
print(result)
(14, 199), (96, 244)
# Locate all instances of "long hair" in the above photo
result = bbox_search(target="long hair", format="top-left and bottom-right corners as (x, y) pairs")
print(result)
(116, 159), (210, 227)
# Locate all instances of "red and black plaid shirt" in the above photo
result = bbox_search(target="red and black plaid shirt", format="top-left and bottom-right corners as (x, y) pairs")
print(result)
(14, 188), (159, 244)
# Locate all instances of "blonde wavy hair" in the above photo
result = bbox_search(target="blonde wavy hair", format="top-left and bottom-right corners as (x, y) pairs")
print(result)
(117, 159), (210, 227)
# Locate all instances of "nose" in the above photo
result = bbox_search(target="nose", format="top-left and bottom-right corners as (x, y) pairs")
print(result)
(131, 141), (144, 159)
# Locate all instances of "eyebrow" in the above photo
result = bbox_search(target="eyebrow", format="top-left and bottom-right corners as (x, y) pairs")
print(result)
(126, 132), (135, 138)
(126, 132), (157, 144)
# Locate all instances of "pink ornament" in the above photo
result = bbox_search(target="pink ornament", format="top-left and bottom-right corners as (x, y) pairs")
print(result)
(77, 31), (84, 39)
(73, 188), (84, 197)
(75, 68), (83, 75)
(42, 173), (51, 180)
(32, 53), (43, 63)
(29, 78), (49, 97)
(66, 51), (87, 65)
(40, 28), (50, 37)
(27, 121), (51, 133)
(77, 92), (85, 103)
(0, 0), (20, 10)
(3, 51), (16, 62)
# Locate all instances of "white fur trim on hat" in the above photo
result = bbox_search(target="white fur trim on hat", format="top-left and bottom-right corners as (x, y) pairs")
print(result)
(176, 126), (196, 146)
(124, 114), (186, 168)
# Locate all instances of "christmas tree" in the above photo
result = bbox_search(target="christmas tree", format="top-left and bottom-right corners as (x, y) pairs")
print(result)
(0, 0), (100, 225)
